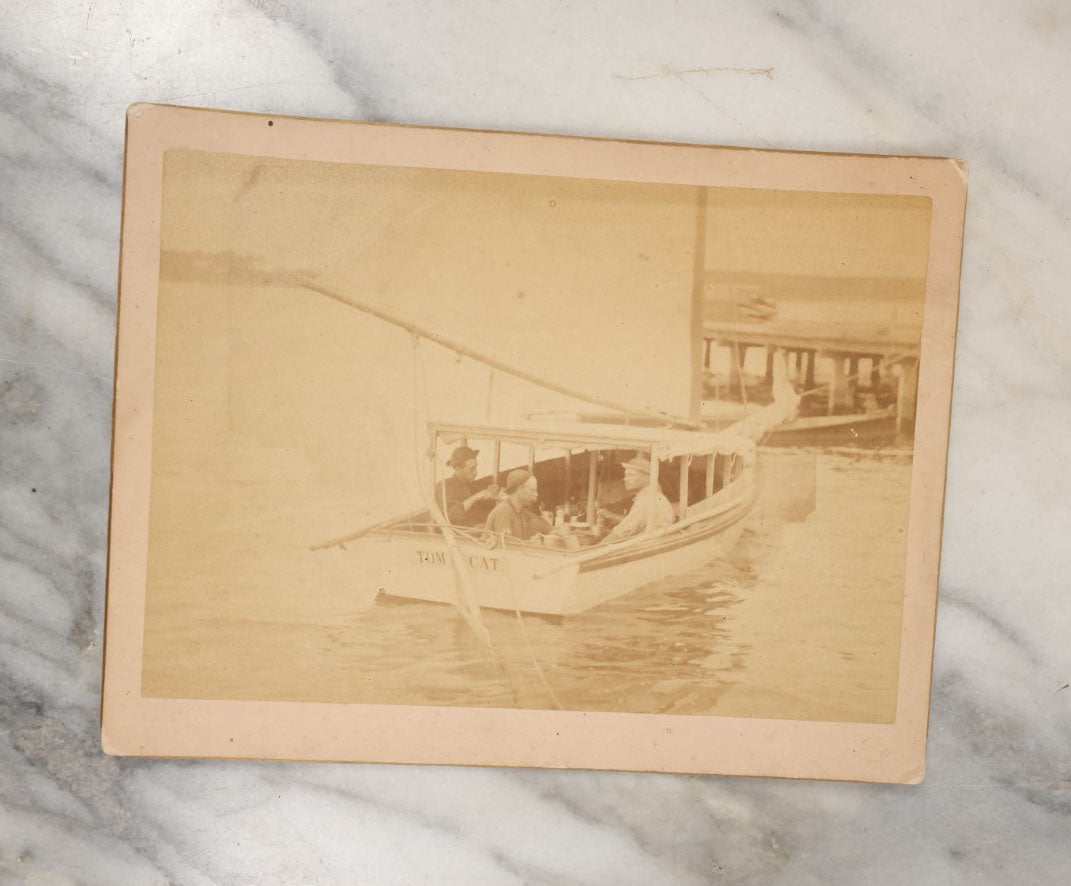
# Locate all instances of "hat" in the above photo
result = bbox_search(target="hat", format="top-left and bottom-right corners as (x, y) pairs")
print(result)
(505, 469), (534, 492)
(622, 456), (652, 475)
(448, 445), (479, 467)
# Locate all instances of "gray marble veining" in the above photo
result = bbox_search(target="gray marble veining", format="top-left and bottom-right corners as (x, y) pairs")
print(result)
(2, 1), (1070, 882)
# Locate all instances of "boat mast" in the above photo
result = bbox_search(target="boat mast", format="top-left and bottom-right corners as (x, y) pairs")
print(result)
(690, 186), (708, 426)
(297, 280), (700, 431)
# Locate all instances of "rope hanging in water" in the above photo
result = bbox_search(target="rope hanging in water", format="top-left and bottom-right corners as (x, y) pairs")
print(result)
(410, 335), (494, 650)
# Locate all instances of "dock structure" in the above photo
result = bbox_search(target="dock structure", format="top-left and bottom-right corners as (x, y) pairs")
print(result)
(702, 319), (922, 431)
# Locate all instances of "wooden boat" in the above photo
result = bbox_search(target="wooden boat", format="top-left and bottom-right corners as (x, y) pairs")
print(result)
(532, 395), (896, 445)
(300, 249), (797, 621)
(532, 403), (893, 434)
(701, 398), (897, 445)
(328, 373), (797, 617)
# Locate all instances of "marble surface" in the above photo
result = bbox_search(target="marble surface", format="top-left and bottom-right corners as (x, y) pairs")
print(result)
(2, 1), (1070, 882)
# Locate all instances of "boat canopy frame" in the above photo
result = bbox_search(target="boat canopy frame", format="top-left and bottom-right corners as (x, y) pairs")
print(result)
(429, 419), (756, 462)
(429, 418), (750, 529)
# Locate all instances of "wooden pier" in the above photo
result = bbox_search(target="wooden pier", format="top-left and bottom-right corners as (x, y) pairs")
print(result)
(702, 319), (922, 431)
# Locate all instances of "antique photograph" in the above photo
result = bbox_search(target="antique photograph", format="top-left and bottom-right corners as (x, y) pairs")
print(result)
(102, 106), (965, 779)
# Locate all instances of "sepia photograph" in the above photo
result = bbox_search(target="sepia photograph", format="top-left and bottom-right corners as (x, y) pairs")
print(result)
(102, 106), (965, 779)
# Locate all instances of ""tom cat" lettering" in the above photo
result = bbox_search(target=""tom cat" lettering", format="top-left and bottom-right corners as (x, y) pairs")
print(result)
(416, 550), (501, 572)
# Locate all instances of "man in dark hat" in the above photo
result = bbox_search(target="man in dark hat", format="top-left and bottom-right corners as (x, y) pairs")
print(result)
(485, 469), (552, 541)
(600, 455), (675, 541)
(438, 445), (500, 527)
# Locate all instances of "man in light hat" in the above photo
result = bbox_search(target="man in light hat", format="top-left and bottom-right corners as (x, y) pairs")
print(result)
(438, 445), (500, 527)
(485, 469), (552, 541)
(600, 455), (675, 541)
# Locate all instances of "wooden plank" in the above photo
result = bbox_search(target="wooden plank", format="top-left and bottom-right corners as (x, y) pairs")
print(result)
(703, 318), (921, 356)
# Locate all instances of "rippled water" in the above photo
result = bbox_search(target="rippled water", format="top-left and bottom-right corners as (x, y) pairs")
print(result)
(145, 443), (912, 724)
(351, 532), (759, 715)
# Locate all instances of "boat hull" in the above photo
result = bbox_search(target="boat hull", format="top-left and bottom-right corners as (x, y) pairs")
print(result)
(360, 482), (755, 616)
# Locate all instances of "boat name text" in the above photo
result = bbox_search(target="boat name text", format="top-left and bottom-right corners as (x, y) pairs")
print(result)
(416, 550), (501, 572)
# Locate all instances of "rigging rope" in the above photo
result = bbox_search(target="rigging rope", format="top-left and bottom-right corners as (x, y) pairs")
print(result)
(413, 337), (563, 709)
(498, 533), (565, 711)
(411, 336), (494, 650)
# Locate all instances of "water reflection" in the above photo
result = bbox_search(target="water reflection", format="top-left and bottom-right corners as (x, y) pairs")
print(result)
(316, 446), (912, 719)
(340, 527), (764, 715)
(145, 446), (912, 722)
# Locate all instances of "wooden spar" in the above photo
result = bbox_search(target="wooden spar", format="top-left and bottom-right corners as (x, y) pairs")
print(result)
(298, 280), (700, 430)
(310, 519), (389, 551)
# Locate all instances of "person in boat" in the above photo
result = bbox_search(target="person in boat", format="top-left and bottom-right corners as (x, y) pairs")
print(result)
(439, 445), (500, 527)
(485, 469), (552, 541)
(599, 455), (675, 542)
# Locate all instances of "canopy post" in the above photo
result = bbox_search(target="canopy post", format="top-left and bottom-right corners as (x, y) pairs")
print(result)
(527, 444), (535, 472)
(433, 430), (447, 516)
(492, 441), (501, 484)
(586, 452), (598, 524)
(678, 455), (691, 520)
(705, 453), (716, 497)
(564, 450), (573, 505)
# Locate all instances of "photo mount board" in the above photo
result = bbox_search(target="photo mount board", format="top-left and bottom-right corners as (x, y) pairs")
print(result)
(102, 103), (967, 782)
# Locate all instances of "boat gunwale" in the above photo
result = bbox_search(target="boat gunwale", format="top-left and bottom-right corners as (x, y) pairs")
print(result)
(577, 490), (754, 572)
(364, 481), (756, 570)
(428, 419), (758, 461)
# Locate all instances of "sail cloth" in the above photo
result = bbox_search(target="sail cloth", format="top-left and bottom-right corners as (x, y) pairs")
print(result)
(159, 149), (702, 423)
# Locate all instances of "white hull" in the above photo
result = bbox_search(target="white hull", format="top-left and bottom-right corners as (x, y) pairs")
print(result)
(359, 479), (755, 616)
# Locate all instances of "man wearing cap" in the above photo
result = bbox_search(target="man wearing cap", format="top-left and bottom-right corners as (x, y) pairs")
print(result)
(600, 455), (675, 541)
(485, 470), (552, 541)
(438, 446), (500, 527)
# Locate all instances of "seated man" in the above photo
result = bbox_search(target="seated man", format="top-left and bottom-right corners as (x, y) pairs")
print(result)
(439, 446), (499, 527)
(485, 470), (552, 541)
(599, 456), (674, 542)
